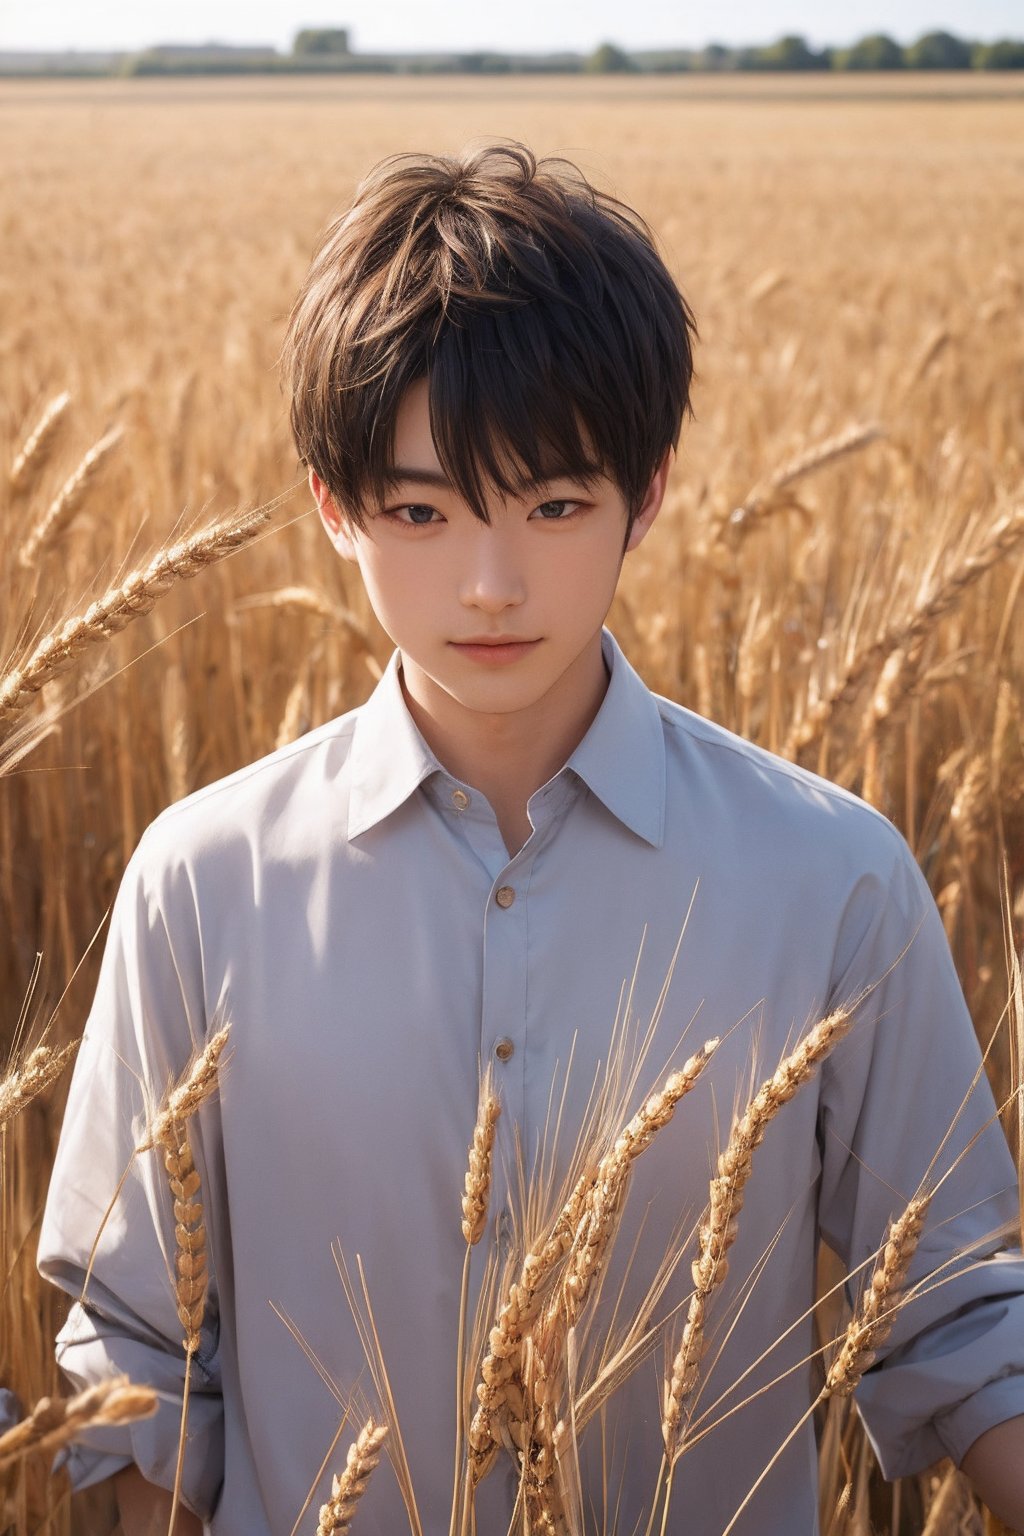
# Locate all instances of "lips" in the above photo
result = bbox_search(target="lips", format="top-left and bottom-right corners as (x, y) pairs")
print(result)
(448, 638), (542, 664)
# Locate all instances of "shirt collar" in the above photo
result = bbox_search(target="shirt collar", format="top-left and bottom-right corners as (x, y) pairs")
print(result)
(566, 628), (666, 848)
(347, 627), (666, 848)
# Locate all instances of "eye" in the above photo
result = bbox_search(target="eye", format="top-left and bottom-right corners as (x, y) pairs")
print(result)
(531, 500), (583, 521)
(386, 504), (442, 526)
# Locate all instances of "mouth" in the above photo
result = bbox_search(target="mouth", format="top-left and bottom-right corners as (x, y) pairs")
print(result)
(448, 638), (542, 664)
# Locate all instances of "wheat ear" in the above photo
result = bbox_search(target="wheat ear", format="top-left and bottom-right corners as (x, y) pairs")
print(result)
(316, 1418), (389, 1535)
(474, 1041), (719, 1524)
(0, 1041), (78, 1128)
(464, 1116), (608, 1486)
(450, 1073), (501, 1536)
(785, 505), (1024, 758)
(0, 505), (271, 729)
(825, 1195), (931, 1396)
(0, 1377), (156, 1471)
(556, 1040), (720, 1328)
(728, 423), (884, 535)
(137, 1026), (231, 1154)
(663, 1008), (855, 1463)
(162, 1123), (206, 1536)
(716, 1189), (931, 1536)
(17, 424), (124, 567)
(139, 1028), (229, 1536)
(8, 390), (71, 498)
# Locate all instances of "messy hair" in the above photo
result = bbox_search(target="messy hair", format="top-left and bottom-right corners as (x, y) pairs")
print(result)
(280, 139), (699, 533)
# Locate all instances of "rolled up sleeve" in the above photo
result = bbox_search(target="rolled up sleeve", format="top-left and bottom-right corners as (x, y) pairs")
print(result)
(817, 829), (1024, 1479)
(37, 821), (225, 1520)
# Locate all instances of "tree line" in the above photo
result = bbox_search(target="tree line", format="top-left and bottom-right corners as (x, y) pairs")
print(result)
(5, 27), (1024, 78)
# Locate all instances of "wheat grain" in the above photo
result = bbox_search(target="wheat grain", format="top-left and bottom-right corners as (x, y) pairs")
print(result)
(316, 1418), (388, 1535)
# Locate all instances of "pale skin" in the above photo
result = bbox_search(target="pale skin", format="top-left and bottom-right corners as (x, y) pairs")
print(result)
(115, 376), (1024, 1530)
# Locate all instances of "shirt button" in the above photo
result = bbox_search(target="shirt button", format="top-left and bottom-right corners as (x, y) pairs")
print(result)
(495, 886), (516, 909)
(450, 788), (470, 810)
(494, 1037), (515, 1062)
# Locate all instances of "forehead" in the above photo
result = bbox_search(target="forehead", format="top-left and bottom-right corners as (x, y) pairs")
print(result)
(392, 377), (438, 468)
(388, 375), (604, 498)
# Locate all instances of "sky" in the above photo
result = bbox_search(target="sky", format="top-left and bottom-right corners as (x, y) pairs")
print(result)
(0, 0), (1017, 54)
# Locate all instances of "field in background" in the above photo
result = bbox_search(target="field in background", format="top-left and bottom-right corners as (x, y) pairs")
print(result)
(2, 74), (1023, 1533)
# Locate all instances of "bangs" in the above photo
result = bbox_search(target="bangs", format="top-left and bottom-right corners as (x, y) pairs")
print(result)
(366, 304), (610, 523)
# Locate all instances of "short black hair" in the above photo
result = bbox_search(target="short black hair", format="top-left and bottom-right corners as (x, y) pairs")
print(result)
(281, 139), (699, 534)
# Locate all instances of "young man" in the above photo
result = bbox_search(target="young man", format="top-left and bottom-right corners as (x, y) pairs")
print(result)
(40, 142), (1024, 1534)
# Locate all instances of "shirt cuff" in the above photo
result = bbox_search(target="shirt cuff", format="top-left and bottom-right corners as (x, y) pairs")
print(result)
(55, 1303), (224, 1520)
(856, 1284), (1024, 1479)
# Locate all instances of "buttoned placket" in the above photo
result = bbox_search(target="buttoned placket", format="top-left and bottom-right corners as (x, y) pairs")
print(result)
(428, 768), (584, 1243)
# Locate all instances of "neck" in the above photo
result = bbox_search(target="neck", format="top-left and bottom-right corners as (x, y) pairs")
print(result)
(398, 634), (610, 852)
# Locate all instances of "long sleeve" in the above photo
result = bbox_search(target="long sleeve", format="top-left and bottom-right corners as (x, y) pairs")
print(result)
(37, 823), (225, 1520)
(817, 829), (1024, 1478)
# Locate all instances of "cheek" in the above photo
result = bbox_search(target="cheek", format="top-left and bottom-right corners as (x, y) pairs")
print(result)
(357, 552), (422, 627)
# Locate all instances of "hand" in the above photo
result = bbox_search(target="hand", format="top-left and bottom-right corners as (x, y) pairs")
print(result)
(114, 1464), (203, 1535)
(960, 1414), (1024, 1532)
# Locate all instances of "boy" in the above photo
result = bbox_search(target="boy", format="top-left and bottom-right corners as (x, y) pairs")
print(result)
(39, 141), (1024, 1534)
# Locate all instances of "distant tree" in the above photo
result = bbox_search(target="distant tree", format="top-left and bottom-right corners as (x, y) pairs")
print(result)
(456, 52), (511, 73)
(973, 38), (1024, 68)
(584, 41), (636, 73)
(735, 34), (829, 70)
(293, 28), (350, 56)
(701, 42), (732, 70)
(766, 33), (830, 68)
(838, 33), (906, 69)
(905, 30), (972, 68)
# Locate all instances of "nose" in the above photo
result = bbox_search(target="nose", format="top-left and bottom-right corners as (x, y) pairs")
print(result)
(458, 524), (526, 614)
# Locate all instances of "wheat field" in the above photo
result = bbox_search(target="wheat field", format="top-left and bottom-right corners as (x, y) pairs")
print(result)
(2, 73), (1024, 1534)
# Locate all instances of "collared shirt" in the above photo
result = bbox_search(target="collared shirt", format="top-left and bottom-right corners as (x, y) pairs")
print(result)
(39, 628), (1024, 1535)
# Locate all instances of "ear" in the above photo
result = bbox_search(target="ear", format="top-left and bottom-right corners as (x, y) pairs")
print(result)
(624, 446), (673, 554)
(309, 467), (360, 563)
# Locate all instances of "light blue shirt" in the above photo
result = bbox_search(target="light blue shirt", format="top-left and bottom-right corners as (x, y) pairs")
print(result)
(39, 628), (1024, 1534)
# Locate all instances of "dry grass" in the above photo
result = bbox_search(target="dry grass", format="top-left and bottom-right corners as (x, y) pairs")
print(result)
(2, 71), (1023, 1534)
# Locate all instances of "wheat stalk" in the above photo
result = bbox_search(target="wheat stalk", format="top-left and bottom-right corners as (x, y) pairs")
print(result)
(8, 390), (71, 498)
(316, 1418), (389, 1535)
(277, 673), (310, 749)
(0, 506), (271, 730)
(17, 424), (124, 568)
(0, 1377), (156, 1471)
